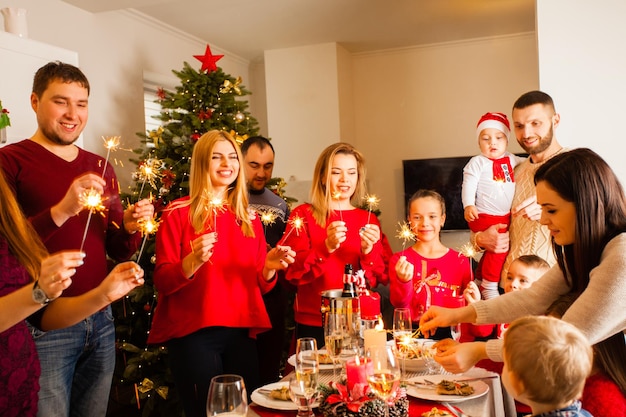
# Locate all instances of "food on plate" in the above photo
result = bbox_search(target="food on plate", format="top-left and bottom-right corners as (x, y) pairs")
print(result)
(421, 407), (453, 417)
(317, 352), (334, 364)
(435, 380), (475, 396)
(269, 386), (290, 401)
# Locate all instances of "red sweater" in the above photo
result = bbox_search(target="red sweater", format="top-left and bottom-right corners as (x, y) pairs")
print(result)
(389, 247), (471, 322)
(582, 372), (626, 417)
(0, 140), (140, 296)
(283, 204), (386, 327)
(148, 198), (275, 344)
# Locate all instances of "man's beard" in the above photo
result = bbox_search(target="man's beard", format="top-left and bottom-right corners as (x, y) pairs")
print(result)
(520, 124), (553, 155)
(42, 125), (79, 146)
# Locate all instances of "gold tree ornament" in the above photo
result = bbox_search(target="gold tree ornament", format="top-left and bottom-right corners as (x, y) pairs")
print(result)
(220, 76), (242, 94)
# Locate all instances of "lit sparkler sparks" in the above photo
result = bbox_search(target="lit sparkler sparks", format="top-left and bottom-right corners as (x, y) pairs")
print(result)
(278, 214), (304, 244)
(364, 194), (380, 225)
(332, 190), (343, 222)
(136, 217), (160, 263)
(458, 241), (479, 280)
(79, 188), (106, 252)
(202, 190), (226, 232)
(395, 221), (416, 250)
(100, 136), (121, 178)
(136, 158), (164, 198)
(259, 210), (277, 226)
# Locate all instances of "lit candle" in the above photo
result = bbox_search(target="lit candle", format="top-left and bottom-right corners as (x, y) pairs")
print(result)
(345, 356), (373, 391)
(363, 319), (386, 355)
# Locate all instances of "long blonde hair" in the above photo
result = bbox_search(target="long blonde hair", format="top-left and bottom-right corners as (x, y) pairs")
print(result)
(309, 142), (367, 226)
(179, 130), (253, 237)
(0, 168), (48, 280)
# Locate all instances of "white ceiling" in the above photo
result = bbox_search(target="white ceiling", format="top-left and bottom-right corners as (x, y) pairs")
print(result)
(61, 0), (535, 61)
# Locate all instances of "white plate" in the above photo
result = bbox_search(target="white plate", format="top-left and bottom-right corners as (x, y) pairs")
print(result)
(406, 374), (489, 403)
(386, 339), (429, 372)
(251, 382), (319, 411)
(287, 349), (340, 370)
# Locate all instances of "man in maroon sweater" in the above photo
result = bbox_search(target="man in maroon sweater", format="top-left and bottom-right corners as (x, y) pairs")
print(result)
(0, 62), (153, 417)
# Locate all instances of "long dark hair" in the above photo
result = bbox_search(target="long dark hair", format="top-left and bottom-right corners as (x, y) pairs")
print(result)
(534, 148), (626, 292)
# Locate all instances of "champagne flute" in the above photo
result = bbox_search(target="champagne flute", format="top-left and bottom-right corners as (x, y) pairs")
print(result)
(206, 374), (248, 417)
(323, 312), (343, 382)
(293, 337), (319, 417)
(392, 307), (412, 380)
(366, 345), (401, 417)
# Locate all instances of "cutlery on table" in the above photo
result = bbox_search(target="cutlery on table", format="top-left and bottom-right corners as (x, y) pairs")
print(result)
(441, 401), (472, 417)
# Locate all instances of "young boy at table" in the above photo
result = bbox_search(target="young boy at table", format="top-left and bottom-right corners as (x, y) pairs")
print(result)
(502, 315), (593, 417)
(462, 254), (550, 344)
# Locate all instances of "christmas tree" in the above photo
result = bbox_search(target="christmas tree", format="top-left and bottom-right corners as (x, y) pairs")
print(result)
(108, 45), (263, 417)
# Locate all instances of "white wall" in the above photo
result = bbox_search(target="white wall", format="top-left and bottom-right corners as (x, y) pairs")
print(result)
(536, 0), (626, 185)
(0, 0), (252, 191)
(352, 34), (538, 250)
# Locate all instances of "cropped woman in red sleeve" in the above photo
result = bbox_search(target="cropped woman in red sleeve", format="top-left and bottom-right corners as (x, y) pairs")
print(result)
(148, 131), (294, 417)
(282, 142), (386, 347)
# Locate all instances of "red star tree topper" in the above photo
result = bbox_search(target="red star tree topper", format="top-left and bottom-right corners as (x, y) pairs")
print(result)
(193, 44), (224, 72)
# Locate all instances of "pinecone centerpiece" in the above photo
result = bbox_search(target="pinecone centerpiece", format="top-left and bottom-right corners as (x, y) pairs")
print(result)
(318, 382), (409, 417)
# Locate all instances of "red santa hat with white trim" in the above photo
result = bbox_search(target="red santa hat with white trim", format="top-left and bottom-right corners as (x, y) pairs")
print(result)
(476, 112), (510, 139)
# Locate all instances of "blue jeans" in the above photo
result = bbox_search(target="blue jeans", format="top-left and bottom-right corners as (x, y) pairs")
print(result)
(28, 307), (115, 417)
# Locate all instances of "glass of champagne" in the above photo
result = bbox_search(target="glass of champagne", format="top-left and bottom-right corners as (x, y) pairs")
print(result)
(392, 307), (412, 380)
(293, 337), (319, 417)
(323, 312), (343, 382)
(366, 345), (401, 417)
(206, 374), (248, 417)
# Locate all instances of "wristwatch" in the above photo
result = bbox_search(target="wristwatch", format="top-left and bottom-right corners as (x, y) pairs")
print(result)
(32, 280), (52, 305)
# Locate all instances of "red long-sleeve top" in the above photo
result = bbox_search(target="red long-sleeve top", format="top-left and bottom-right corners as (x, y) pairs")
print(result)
(0, 140), (140, 297)
(389, 247), (471, 323)
(283, 204), (386, 327)
(148, 198), (275, 344)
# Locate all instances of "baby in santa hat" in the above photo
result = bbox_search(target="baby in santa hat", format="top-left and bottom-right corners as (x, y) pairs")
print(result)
(461, 112), (525, 300)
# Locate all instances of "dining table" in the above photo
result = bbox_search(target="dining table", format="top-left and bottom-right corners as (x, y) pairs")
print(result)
(249, 366), (516, 417)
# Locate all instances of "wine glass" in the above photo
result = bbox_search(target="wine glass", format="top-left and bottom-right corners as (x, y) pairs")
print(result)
(365, 345), (401, 417)
(421, 340), (443, 375)
(293, 337), (319, 417)
(446, 294), (465, 342)
(392, 308), (412, 380)
(288, 374), (317, 417)
(323, 312), (343, 382)
(206, 374), (248, 417)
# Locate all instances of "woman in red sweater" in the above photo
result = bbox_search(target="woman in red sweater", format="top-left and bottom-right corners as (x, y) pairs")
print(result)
(283, 142), (386, 347)
(148, 131), (294, 417)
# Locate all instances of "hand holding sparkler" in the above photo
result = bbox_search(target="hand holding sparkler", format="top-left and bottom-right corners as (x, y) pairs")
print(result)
(98, 261), (145, 302)
(184, 232), (218, 277)
(51, 173), (106, 226)
(123, 199), (156, 234)
(263, 245), (296, 281)
(394, 255), (415, 283)
(325, 220), (347, 253)
(358, 223), (380, 255)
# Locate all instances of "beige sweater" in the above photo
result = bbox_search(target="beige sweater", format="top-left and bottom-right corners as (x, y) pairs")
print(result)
(474, 233), (626, 362)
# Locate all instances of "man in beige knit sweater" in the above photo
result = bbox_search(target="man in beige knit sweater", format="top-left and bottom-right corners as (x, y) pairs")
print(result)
(474, 91), (565, 287)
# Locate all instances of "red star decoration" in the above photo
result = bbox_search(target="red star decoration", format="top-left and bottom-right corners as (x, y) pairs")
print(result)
(194, 45), (224, 73)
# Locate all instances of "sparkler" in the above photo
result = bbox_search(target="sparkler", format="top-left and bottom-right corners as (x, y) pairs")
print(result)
(136, 158), (164, 198)
(136, 217), (160, 263)
(395, 221), (416, 251)
(79, 188), (106, 252)
(363, 194), (380, 225)
(100, 136), (121, 178)
(332, 190), (343, 222)
(458, 241), (479, 281)
(278, 214), (304, 245)
(202, 190), (226, 232)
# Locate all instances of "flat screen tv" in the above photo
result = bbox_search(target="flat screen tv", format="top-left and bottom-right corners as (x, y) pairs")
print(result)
(402, 156), (471, 231)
